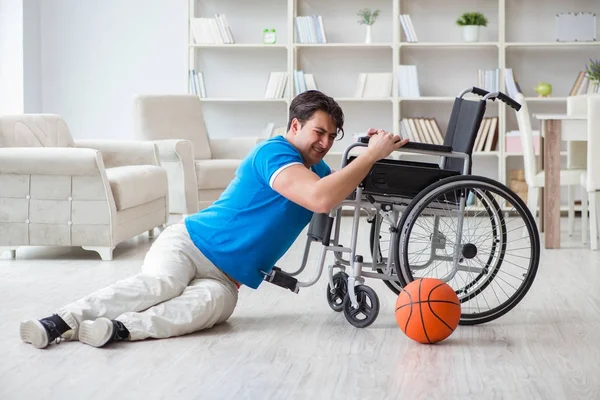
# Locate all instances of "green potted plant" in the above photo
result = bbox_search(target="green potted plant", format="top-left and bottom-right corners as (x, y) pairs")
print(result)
(357, 8), (380, 44)
(586, 58), (600, 93)
(456, 12), (488, 42)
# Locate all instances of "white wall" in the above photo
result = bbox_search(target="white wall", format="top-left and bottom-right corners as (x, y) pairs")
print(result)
(23, 0), (41, 113)
(0, 0), (24, 114)
(35, 0), (188, 140)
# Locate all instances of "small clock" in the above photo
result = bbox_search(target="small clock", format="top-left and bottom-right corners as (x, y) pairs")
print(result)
(263, 29), (277, 44)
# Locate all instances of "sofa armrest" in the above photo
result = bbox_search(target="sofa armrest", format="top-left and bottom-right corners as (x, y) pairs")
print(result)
(152, 139), (198, 215)
(0, 147), (119, 249)
(209, 137), (263, 160)
(0, 147), (104, 175)
(74, 140), (158, 168)
(153, 139), (193, 162)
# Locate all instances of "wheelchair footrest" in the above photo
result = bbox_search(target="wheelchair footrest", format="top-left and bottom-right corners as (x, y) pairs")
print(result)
(263, 266), (299, 294)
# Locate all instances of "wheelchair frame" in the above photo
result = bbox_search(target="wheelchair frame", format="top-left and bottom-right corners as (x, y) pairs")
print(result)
(263, 87), (539, 328)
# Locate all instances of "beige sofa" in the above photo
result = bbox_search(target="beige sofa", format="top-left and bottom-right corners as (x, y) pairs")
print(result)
(0, 114), (169, 260)
(133, 95), (263, 214)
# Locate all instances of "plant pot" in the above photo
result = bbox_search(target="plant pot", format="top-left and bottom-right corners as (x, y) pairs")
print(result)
(365, 25), (372, 44)
(462, 25), (480, 42)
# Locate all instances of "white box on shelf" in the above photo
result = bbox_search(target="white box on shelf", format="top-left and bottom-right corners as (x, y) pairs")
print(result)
(505, 130), (540, 154)
(556, 12), (596, 42)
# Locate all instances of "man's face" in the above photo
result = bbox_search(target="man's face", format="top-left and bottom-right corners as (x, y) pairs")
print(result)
(290, 110), (338, 166)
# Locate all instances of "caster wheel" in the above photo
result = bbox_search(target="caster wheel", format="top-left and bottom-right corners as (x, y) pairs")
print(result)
(343, 285), (380, 328)
(326, 271), (348, 312)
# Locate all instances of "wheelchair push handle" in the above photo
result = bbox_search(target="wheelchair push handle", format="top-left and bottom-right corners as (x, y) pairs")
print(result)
(496, 92), (522, 111)
(462, 86), (522, 111)
(469, 86), (490, 97)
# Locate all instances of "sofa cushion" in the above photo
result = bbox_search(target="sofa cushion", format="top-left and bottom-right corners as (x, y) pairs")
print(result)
(105, 165), (168, 211)
(0, 114), (75, 148)
(195, 159), (241, 190)
(133, 95), (213, 160)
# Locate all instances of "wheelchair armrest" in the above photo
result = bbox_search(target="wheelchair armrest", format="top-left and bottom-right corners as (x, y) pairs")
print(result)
(356, 135), (452, 153)
(349, 136), (471, 173)
(401, 142), (452, 153)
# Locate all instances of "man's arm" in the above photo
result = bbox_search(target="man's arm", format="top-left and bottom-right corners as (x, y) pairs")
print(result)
(272, 132), (408, 213)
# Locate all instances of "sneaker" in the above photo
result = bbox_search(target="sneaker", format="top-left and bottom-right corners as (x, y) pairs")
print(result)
(79, 318), (130, 348)
(20, 314), (71, 349)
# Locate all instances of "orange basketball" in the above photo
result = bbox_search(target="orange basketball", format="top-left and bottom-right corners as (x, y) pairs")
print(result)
(395, 278), (461, 344)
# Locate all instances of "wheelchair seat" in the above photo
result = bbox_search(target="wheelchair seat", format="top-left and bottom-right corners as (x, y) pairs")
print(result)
(348, 156), (460, 199)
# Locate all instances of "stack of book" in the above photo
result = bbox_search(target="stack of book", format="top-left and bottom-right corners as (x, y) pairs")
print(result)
(397, 65), (420, 97)
(295, 16), (327, 43)
(477, 69), (500, 93)
(400, 118), (444, 144)
(190, 15), (235, 44)
(354, 73), (393, 98)
(399, 15), (418, 42)
(293, 70), (318, 95)
(264, 72), (288, 99)
(473, 117), (498, 152)
(504, 68), (522, 99)
(188, 69), (207, 98)
(569, 71), (600, 96)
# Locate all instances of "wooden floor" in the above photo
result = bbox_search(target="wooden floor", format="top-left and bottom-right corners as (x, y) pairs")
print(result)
(1, 216), (600, 399)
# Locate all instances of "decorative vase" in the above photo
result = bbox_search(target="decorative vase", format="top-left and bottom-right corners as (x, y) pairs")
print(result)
(365, 25), (372, 44)
(462, 25), (480, 42)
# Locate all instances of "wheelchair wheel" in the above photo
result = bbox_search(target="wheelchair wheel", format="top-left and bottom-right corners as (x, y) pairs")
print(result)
(343, 285), (380, 328)
(326, 271), (348, 312)
(369, 214), (407, 294)
(394, 175), (540, 325)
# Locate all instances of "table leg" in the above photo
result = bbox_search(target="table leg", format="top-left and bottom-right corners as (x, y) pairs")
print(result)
(544, 119), (561, 249)
(538, 135), (544, 232)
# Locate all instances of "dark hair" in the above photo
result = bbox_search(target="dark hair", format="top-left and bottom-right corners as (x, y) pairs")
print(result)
(287, 90), (345, 139)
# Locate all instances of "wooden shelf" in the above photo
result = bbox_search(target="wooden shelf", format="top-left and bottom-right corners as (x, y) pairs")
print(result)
(505, 42), (600, 48)
(401, 42), (499, 48)
(190, 43), (287, 48)
(294, 43), (393, 48)
(524, 97), (567, 102)
(400, 96), (454, 102)
(399, 96), (495, 102)
(199, 98), (287, 103)
(505, 151), (568, 157)
(335, 97), (393, 102)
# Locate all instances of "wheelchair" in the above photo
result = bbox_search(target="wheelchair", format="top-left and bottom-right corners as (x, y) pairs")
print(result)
(264, 87), (540, 328)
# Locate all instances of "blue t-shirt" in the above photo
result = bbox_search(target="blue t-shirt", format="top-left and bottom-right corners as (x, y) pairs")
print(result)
(185, 136), (331, 289)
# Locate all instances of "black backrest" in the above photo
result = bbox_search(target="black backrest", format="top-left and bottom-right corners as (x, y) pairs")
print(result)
(442, 98), (486, 173)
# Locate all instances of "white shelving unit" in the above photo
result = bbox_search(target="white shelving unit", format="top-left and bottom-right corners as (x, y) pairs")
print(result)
(188, 0), (600, 188)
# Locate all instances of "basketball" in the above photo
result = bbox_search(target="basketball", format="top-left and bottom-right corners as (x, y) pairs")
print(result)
(395, 278), (461, 344)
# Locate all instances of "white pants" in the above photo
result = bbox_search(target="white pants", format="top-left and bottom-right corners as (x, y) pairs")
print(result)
(57, 223), (238, 341)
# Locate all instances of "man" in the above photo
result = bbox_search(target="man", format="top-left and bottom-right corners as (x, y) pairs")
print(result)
(20, 90), (408, 349)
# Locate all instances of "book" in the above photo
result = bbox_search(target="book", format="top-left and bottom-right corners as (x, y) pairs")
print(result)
(295, 16), (327, 43)
(400, 118), (444, 144)
(354, 73), (392, 98)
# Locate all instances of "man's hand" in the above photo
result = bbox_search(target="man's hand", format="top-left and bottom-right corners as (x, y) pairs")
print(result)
(366, 127), (378, 137)
(365, 129), (409, 162)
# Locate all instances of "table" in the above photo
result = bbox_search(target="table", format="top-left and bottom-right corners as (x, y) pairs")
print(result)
(534, 114), (587, 249)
